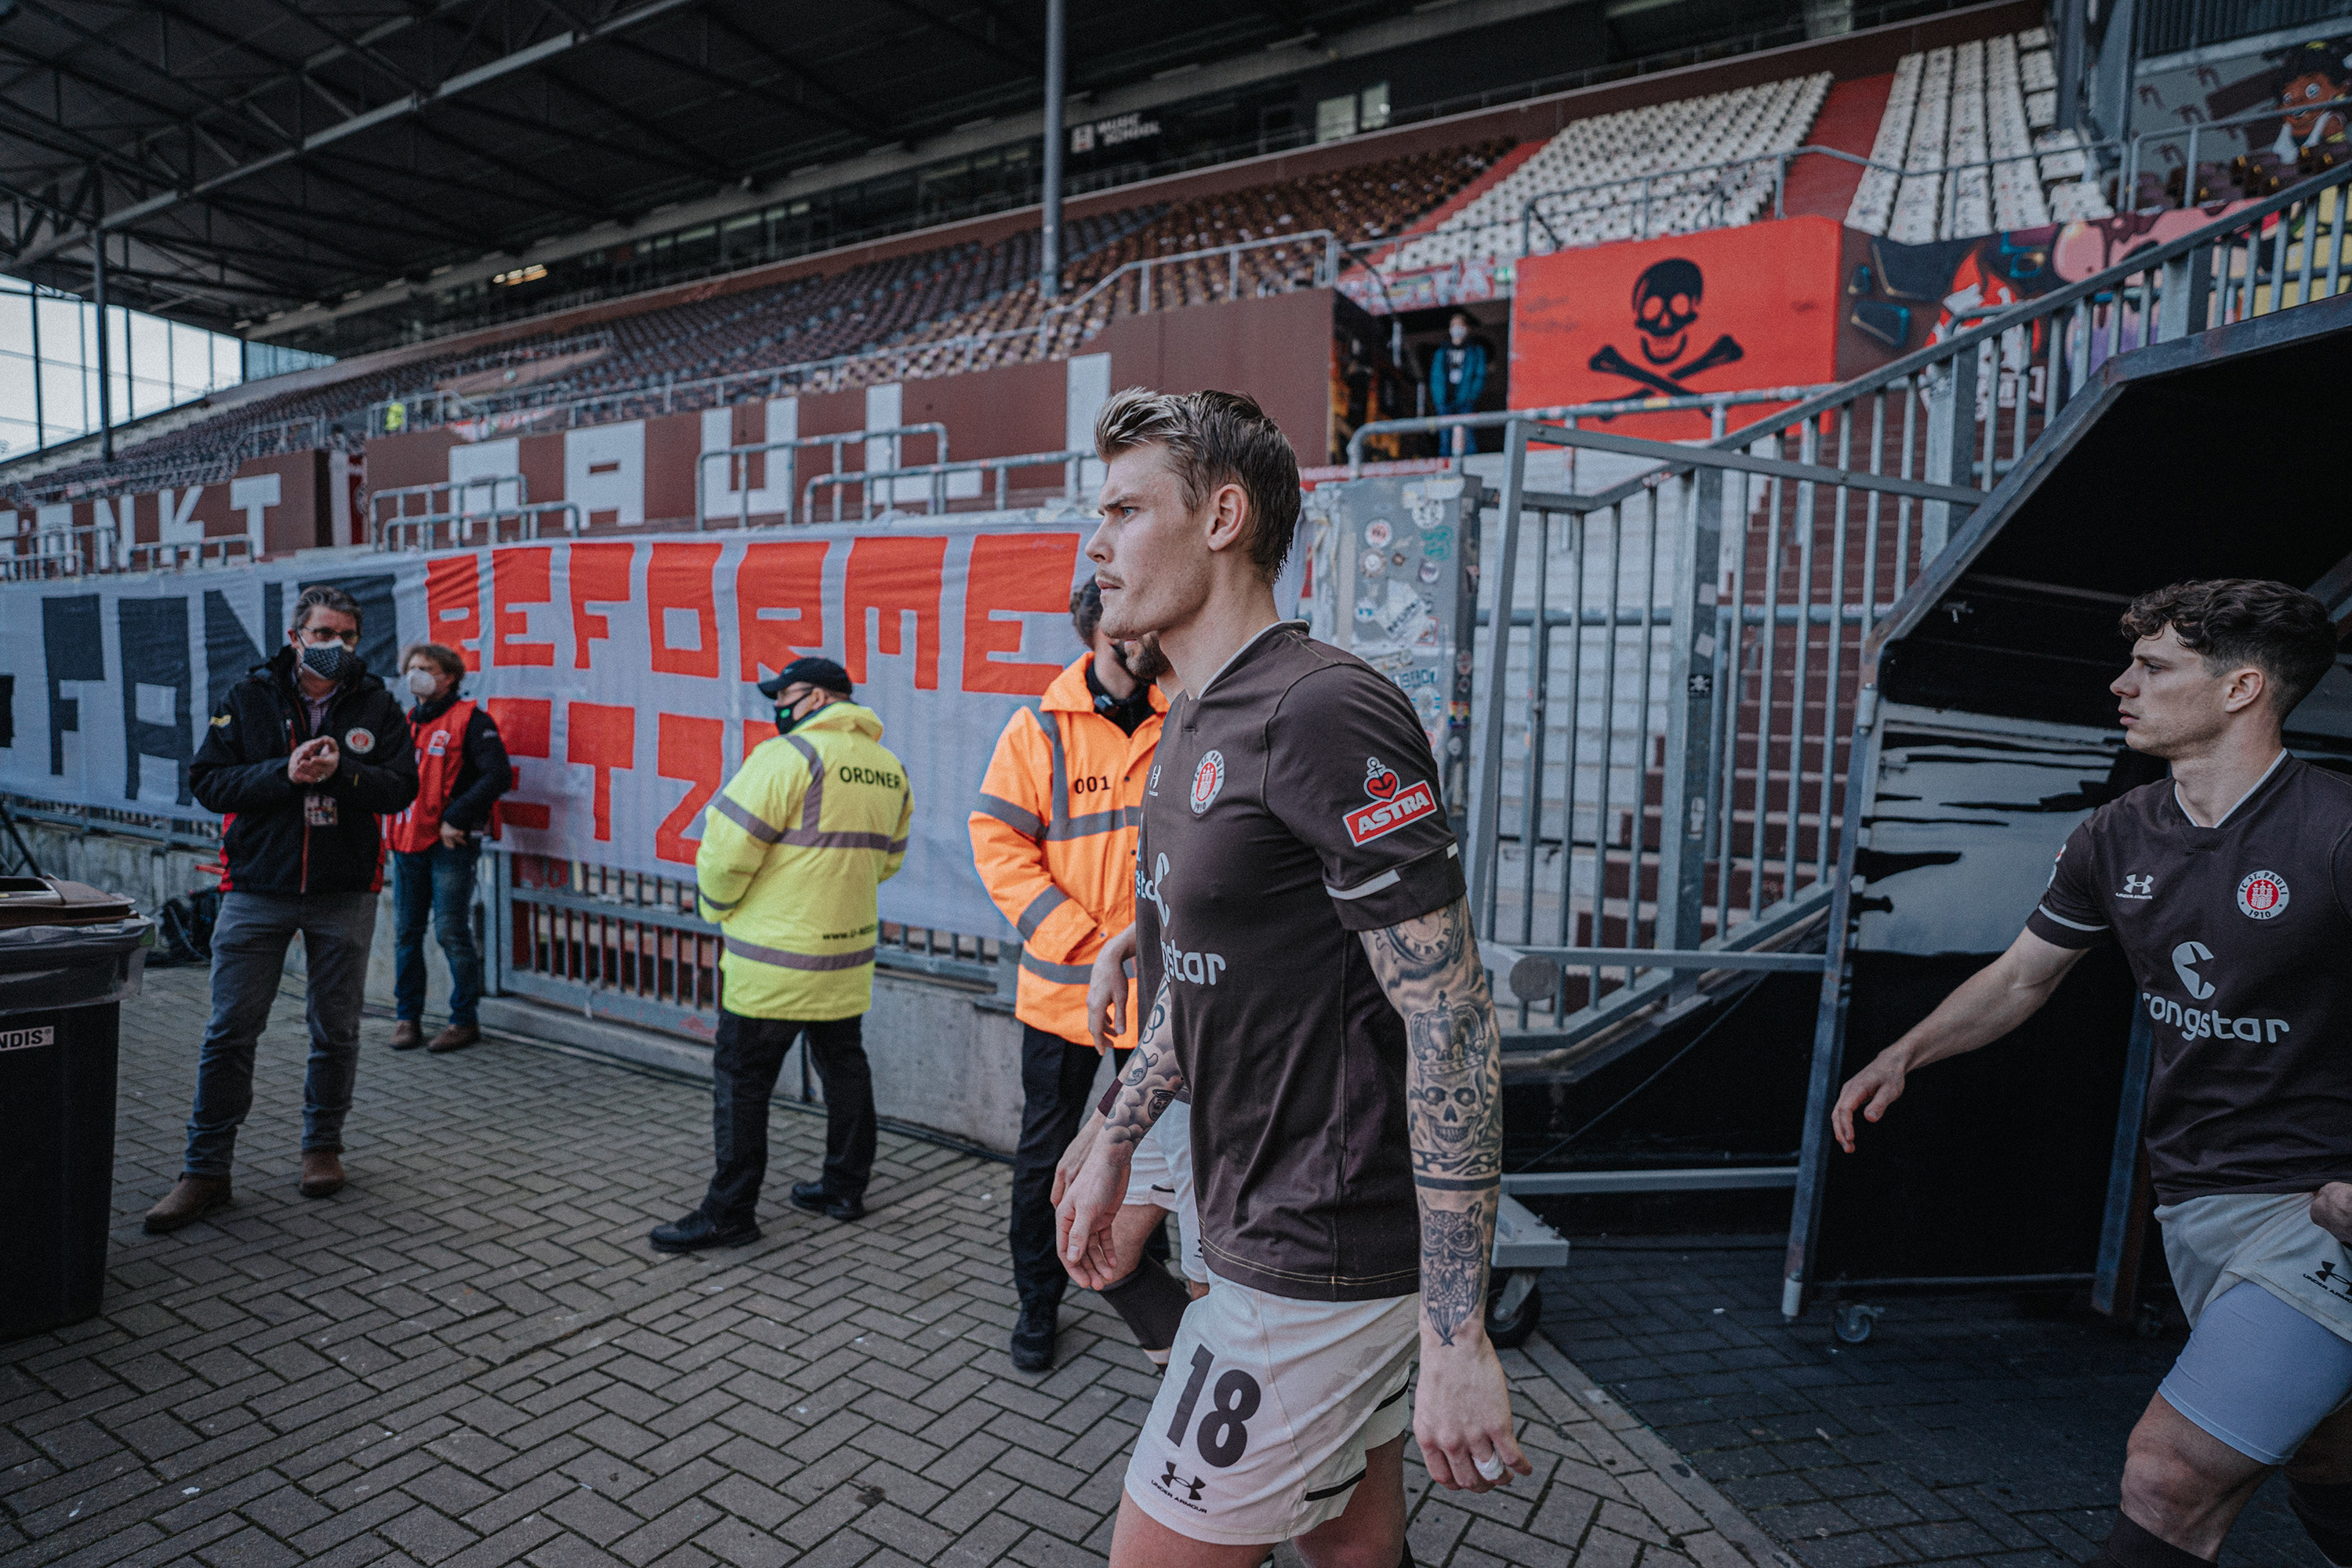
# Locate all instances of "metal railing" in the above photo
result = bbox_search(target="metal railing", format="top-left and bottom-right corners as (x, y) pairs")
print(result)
(1345, 155), (2352, 1063)
(491, 853), (1000, 1038)
(368, 475), (528, 538)
(804, 448), (1094, 523)
(2, 517), (127, 579)
(1346, 388), (1831, 470)
(376, 501), (584, 551)
(693, 425), (949, 529)
(124, 535), (256, 574)
(2118, 96), (2352, 212)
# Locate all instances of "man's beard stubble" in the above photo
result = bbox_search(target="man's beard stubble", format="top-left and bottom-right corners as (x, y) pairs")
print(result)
(1118, 634), (1171, 685)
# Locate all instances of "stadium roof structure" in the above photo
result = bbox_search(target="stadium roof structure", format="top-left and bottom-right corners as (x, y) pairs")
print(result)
(0, 0), (1577, 337)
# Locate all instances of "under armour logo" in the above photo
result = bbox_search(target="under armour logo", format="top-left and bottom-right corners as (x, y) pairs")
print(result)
(1157, 1461), (1206, 1503)
(2123, 874), (2154, 897)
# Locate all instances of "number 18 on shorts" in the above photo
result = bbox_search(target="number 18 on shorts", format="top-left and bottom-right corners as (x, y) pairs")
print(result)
(1123, 1279), (1420, 1544)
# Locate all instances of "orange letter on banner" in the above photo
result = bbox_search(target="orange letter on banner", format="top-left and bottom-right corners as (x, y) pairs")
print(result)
(964, 533), (1081, 695)
(492, 547), (554, 667)
(655, 713), (724, 864)
(570, 542), (633, 670)
(737, 540), (828, 681)
(485, 698), (553, 829)
(426, 555), (484, 670)
(648, 543), (723, 679)
(567, 702), (636, 842)
(845, 535), (946, 689)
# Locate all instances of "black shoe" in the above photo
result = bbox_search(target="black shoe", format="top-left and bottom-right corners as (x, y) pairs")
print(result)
(788, 1181), (866, 1222)
(648, 1211), (759, 1254)
(1011, 1302), (1058, 1372)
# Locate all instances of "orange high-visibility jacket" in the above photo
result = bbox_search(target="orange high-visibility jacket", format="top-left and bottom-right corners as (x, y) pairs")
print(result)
(970, 655), (1167, 1047)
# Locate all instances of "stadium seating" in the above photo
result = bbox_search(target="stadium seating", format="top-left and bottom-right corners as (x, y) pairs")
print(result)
(6, 143), (1510, 502)
(10, 28), (2121, 510)
(1384, 74), (1831, 270)
(1844, 28), (2113, 241)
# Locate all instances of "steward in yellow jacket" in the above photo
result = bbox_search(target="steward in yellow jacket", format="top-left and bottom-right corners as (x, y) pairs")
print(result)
(652, 658), (910, 1252)
(968, 583), (1168, 1369)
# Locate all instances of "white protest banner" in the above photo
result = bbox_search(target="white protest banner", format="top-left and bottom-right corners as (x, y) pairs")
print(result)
(0, 514), (1139, 938)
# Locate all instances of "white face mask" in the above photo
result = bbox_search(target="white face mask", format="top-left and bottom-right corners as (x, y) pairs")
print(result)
(405, 668), (440, 699)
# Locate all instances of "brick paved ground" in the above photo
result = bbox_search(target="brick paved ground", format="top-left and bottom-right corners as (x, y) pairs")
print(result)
(4, 967), (1789, 1568)
(1531, 1221), (2321, 1568)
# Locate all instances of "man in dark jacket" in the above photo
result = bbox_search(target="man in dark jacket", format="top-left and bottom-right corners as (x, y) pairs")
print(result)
(387, 641), (512, 1054)
(147, 585), (418, 1232)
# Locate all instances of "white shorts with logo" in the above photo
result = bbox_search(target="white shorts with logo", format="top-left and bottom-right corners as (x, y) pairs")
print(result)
(2155, 1192), (2352, 1462)
(1120, 1102), (1206, 1283)
(1123, 1272), (1417, 1544)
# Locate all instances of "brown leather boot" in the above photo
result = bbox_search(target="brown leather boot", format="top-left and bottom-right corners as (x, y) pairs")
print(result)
(143, 1174), (231, 1234)
(390, 1020), (423, 1050)
(426, 1023), (480, 1054)
(299, 1149), (346, 1199)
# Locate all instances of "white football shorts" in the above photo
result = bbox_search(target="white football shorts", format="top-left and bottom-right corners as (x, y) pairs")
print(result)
(1121, 1101), (1206, 1283)
(1123, 1272), (1417, 1544)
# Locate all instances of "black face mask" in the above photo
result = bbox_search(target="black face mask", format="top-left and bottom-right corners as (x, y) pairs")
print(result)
(299, 642), (352, 682)
(775, 705), (802, 737)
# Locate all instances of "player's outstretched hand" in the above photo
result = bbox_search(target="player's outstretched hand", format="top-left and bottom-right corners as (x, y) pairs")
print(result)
(1831, 1048), (1909, 1153)
(2314, 1182), (2352, 1247)
(1087, 924), (1140, 1053)
(1414, 1335), (1530, 1494)
(1051, 1110), (1104, 1209)
(1056, 1135), (1130, 1290)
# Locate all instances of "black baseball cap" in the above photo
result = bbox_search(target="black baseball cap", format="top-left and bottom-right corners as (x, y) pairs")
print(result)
(757, 657), (853, 700)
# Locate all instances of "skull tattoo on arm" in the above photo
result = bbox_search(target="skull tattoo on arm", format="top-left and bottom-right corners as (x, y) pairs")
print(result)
(1362, 897), (1504, 1348)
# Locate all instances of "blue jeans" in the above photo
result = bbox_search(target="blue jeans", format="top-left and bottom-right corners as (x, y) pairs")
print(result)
(392, 843), (483, 1028)
(184, 891), (376, 1176)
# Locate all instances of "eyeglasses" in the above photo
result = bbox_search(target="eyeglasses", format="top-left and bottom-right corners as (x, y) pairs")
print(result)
(299, 626), (360, 646)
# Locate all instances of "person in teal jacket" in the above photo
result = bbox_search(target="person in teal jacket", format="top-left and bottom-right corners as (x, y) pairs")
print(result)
(1428, 310), (1488, 455)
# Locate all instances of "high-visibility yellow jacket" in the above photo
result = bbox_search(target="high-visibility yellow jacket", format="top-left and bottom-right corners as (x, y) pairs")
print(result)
(696, 700), (912, 1021)
(969, 656), (1166, 1047)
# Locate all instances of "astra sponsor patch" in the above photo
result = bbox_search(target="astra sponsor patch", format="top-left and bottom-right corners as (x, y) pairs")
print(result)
(1345, 756), (1437, 846)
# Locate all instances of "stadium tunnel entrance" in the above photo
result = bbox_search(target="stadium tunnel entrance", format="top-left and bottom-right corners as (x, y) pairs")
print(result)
(1760, 291), (2352, 1320)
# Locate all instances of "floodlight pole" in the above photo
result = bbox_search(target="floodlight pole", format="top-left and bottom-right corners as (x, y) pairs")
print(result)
(1040, 0), (1065, 302)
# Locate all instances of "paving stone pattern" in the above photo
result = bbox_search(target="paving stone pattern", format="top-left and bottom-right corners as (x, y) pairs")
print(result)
(5, 968), (1791, 1568)
(1534, 1232), (2321, 1567)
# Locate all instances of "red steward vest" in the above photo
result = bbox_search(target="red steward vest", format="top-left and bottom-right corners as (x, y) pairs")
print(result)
(387, 699), (494, 853)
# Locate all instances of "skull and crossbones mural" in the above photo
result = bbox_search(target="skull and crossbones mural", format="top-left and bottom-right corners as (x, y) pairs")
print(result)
(1588, 257), (1747, 397)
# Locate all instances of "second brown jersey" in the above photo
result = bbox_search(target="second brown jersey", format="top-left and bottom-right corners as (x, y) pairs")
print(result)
(1136, 622), (1465, 1302)
(2027, 753), (2352, 1203)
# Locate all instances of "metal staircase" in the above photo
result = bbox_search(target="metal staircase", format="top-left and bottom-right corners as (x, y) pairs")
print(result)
(1331, 156), (2352, 1196)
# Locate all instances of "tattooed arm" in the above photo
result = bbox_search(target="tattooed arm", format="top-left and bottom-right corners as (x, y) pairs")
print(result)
(1056, 977), (1182, 1289)
(1362, 895), (1531, 1494)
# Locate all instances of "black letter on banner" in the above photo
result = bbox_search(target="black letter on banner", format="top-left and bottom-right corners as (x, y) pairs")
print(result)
(303, 574), (397, 677)
(0, 673), (13, 749)
(42, 595), (103, 775)
(119, 596), (194, 806)
(204, 589), (267, 708)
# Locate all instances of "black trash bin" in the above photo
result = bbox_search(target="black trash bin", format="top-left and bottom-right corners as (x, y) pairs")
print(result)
(0, 876), (152, 1340)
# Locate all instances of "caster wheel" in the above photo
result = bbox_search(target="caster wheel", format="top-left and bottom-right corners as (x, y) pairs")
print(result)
(1833, 1302), (1879, 1345)
(1486, 1276), (1543, 1349)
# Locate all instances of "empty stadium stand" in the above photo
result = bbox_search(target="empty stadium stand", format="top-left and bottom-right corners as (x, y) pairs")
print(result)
(7, 9), (2116, 516)
(1843, 27), (2114, 240)
(1389, 74), (1831, 267)
(5, 139), (1512, 507)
